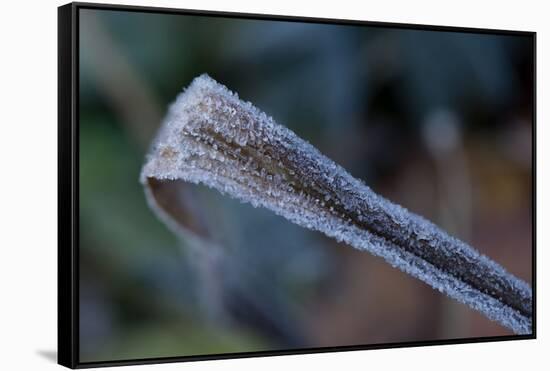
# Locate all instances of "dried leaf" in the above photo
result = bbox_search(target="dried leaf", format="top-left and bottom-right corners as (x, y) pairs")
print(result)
(141, 74), (532, 334)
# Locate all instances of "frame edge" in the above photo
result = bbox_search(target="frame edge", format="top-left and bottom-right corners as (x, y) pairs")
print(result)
(58, 2), (78, 369)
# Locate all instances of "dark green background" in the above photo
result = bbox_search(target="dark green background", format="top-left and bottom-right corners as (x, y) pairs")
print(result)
(79, 8), (533, 362)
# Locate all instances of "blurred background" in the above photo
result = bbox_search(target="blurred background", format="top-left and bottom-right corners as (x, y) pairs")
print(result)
(78, 8), (533, 363)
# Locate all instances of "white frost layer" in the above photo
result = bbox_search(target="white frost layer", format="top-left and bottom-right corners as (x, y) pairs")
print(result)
(141, 74), (532, 335)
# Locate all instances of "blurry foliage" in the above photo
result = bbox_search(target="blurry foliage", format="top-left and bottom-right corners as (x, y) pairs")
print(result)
(78, 8), (533, 362)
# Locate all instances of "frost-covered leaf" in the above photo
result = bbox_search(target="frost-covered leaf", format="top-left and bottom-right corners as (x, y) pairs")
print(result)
(141, 74), (532, 335)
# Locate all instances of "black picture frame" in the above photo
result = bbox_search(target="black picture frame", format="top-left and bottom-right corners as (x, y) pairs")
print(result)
(58, 2), (536, 368)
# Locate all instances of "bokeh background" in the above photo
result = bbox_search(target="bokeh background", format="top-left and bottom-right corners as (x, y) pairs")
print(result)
(78, 8), (533, 363)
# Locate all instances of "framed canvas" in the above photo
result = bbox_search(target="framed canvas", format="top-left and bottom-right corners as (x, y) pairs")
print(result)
(58, 2), (536, 368)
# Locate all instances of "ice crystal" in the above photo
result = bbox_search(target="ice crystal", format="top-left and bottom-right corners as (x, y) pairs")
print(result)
(141, 74), (532, 335)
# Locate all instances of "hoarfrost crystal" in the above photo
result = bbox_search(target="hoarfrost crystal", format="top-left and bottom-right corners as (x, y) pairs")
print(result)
(141, 74), (532, 335)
